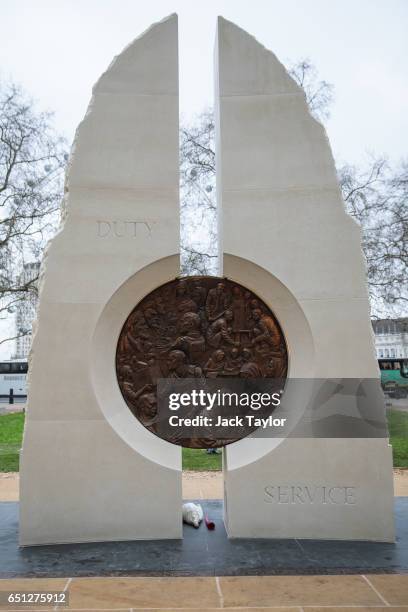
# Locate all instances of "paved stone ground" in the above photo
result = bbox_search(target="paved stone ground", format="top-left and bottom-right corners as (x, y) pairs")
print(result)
(0, 480), (407, 607)
(387, 398), (408, 413)
(2, 498), (408, 578)
(182, 470), (224, 499)
(395, 469), (408, 496)
(0, 403), (25, 416)
(0, 573), (407, 609)
(0, 474), (19, 502)
(2, 470), (408, 501)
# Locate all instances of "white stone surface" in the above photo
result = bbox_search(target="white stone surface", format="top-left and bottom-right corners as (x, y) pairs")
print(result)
(225, 437), (395, 542)
(216, 18), (395, 541)
(19, 14), (182, 546)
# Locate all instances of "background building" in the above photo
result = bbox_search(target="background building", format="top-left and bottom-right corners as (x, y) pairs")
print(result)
(14, 262), (40, 359)
(372, 318), (408, 359)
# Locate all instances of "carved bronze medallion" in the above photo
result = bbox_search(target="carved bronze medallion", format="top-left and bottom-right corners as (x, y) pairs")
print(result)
(116, 277), (288, 448)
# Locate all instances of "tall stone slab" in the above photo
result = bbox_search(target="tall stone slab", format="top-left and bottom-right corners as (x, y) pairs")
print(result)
(20, 15), (182, 545)
(215, 17), (395, 541)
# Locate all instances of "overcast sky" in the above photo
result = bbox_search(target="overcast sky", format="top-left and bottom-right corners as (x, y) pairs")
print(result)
(0, 0), (407, 358)
(1, 0), (407, 165)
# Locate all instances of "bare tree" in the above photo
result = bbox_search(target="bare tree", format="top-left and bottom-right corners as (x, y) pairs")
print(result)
(179, 59), (335, 275)
(289, 58), (334, 121)
(0, 81), (67, 348)
(2, 57), (404, 357)
(339, 158), (408, 316)
(180, 62), (407, 316)
(180, 109), (217, 275)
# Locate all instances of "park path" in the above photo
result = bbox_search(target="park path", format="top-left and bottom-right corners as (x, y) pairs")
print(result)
(1, 470), (407, 501)
(1, 472), (407, 608)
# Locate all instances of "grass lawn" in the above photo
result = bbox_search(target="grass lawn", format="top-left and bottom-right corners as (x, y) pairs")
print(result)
(182, 447), (222, 471)
(386, 409), (408, 468)
(0, 412), (24, 472)
(0, 409), (407, 472)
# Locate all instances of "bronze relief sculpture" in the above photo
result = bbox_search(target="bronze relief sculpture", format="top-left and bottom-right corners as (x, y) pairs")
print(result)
(116, 277), (288, 447)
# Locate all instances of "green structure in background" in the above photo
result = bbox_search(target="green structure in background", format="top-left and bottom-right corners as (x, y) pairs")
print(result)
(379, 359), (408, 398)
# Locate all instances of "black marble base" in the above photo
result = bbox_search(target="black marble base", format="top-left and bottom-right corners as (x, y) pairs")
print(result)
(1, 499), (407, 577)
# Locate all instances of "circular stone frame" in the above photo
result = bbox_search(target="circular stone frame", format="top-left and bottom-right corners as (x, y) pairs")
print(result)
(90, 254), (315, 470)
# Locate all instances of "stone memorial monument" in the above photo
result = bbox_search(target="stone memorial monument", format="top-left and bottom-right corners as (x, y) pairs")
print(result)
(20, 15), (182, 545)
(216, 17), (394, 541)
(19, 14), (395, 545)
